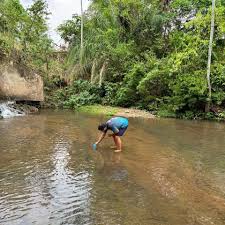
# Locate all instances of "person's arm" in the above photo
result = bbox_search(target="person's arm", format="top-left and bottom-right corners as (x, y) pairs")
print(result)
(108, 126), (119, 136)
(95, 132), (106, 145)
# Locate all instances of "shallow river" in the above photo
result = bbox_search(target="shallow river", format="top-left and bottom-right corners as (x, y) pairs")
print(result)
(0, 110), (225, 225)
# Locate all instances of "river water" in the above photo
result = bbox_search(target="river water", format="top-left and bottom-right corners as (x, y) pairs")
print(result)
(0, 110), (225, 225)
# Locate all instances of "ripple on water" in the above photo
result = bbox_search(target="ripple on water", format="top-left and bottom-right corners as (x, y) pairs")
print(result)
(0, 169), (93, 225)
(0, 135), (93, 225)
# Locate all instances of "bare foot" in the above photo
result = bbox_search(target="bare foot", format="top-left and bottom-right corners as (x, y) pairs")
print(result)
(114, 149), (122, 153)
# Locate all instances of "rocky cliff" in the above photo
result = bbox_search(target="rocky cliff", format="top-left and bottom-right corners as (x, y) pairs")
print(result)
(0, 62), (44, 102)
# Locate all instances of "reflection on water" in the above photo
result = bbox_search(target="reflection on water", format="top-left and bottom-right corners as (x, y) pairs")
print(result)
(0, 110), (225, 225)
(48, 138), (92, 224)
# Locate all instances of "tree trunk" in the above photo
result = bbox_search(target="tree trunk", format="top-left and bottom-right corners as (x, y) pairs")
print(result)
(45, 54), (49, 77)
(99, 61), (107, 87)
(91, 59), (97, 84)
(205, 0), (215, 112)
(80, 0), (84, 65)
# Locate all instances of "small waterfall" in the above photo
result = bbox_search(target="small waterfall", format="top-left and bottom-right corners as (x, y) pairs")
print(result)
(0, 101), (25, 119)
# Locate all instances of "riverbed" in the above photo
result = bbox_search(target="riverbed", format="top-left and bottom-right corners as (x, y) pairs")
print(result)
(0, 110), (225, 225)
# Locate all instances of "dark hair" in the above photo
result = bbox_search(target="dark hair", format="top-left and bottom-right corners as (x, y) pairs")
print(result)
(98, 123), (107, 132)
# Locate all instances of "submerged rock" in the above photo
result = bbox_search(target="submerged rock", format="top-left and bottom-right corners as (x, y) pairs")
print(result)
(16, 104), (39, 114)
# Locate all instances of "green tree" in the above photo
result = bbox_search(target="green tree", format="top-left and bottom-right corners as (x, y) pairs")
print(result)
(57, 14), (81, 45)
(54, 0), (225, 118)
(0, 0), (53, 76)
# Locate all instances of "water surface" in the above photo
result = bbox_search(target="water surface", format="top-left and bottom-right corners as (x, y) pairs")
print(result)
(0, 110), (225, 225)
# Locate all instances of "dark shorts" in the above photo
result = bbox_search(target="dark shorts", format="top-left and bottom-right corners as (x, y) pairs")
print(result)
(116, 126), (128, 136)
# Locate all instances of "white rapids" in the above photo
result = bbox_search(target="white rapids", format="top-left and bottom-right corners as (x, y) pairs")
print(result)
(0, 101), (25, 118)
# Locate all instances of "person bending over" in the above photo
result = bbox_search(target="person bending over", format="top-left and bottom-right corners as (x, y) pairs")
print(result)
(94, 117), (129, 152)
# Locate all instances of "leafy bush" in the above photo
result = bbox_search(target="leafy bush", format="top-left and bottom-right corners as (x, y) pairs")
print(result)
(218, 111), (225, 120)
(102, 82), (120, 105)
(64, 91), (100, 109)
(157, 108), (177, 118)
(46, 79), (122, 109)
(115, 64), (145, 107)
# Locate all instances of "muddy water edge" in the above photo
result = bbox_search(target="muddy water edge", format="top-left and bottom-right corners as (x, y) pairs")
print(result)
(0, 110), (225, 225)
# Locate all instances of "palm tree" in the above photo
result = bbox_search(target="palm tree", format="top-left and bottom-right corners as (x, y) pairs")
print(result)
(206, 0), (216, 112)
(80, 0), (84, 64)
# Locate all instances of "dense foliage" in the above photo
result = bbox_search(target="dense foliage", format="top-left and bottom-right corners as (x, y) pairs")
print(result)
(0, 0), (55, 74)
(56, 0), (225, 119)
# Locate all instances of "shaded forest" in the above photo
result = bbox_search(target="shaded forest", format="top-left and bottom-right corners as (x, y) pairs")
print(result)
(0, 0), (225, 120)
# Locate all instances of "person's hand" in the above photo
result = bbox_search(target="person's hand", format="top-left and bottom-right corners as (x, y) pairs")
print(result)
(92, 143), (97, 151)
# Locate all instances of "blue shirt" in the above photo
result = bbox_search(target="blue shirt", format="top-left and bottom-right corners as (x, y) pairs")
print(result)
(106, 117), (129, 134)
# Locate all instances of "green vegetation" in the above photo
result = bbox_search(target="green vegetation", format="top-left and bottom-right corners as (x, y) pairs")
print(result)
(0, 0), (63, 79)
(44, 79), (119, 108)
(1, 0), (225, 120)
(78, 105), (119, 116)
(55, 0), (225, 120)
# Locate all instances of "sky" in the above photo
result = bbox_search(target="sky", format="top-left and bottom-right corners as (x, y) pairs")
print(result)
(20, 0), (90, 44)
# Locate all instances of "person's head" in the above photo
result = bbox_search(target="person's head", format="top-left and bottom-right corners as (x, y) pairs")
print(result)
(98, 123), (107, 132)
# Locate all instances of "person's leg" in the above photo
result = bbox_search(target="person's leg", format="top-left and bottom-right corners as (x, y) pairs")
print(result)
(110, 135), (118, 149)
(112, 134), (122, 152)
(112, 135), (117, 148)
